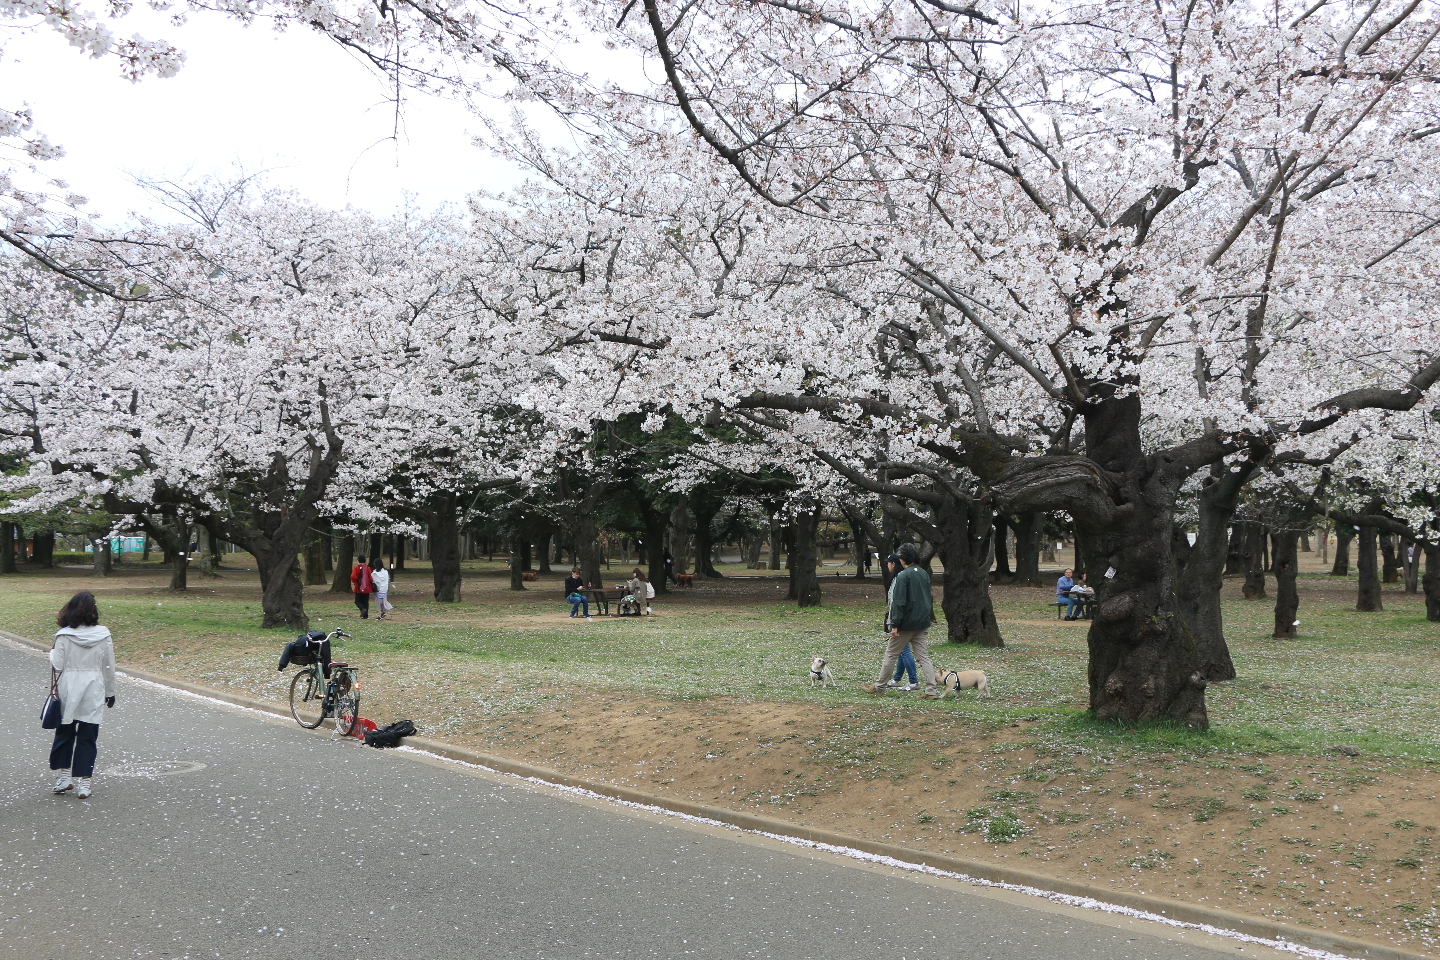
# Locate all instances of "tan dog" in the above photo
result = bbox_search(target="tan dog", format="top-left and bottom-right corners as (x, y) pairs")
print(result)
(809, 656), (834, 688)
(936, 668), (988, 697)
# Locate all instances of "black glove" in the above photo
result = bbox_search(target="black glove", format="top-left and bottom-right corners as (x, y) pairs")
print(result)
(105, 695), (116, 708)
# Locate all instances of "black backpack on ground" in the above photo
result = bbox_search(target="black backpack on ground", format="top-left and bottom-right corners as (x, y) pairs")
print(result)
(364, 720), (417, 749)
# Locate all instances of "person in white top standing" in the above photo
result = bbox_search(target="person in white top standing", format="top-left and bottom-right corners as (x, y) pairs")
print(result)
(370, 557), (394, 621)
(49, 591), (117, 799)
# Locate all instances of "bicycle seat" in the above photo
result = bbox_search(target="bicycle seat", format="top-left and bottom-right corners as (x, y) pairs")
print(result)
(328, 661), (350, 670)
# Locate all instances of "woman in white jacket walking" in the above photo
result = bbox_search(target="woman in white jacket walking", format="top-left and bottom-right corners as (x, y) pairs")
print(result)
(49, 591), (116, 799)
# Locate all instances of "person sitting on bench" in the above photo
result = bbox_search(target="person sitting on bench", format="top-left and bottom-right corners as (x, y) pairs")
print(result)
(1057, 568), (1081, 620)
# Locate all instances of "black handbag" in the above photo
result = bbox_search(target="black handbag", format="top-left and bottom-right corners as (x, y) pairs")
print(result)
(40, 668), (61, 729)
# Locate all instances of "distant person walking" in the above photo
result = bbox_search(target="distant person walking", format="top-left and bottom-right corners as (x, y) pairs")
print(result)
(351, 554), (374, 619)
(48, 591), (117, 799)
(861, 544), (939, 698)
(882, 553), (918, 690)
(370, 557), (393, 621)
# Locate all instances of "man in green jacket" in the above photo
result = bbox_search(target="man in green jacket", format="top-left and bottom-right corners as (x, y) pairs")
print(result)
(861, 543), (941, 699)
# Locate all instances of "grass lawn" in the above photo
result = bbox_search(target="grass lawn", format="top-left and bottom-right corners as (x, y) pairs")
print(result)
(4, 554), (1439, 951)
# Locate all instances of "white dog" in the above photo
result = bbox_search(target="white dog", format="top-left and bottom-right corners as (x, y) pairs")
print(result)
(809, 657), (834, 688)
(937, 668), (988, 697)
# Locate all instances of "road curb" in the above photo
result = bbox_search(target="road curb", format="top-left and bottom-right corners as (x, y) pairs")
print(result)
(5, 629), (1427, 960)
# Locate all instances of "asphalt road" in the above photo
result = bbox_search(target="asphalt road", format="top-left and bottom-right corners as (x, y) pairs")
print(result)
(1, 637), (1298, 960)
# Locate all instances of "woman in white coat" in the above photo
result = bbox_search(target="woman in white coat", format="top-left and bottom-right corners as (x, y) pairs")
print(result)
(49, 591), (116, 799)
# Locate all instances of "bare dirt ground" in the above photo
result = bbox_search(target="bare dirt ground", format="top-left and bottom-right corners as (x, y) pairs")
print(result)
(10, 555), (1440, 954)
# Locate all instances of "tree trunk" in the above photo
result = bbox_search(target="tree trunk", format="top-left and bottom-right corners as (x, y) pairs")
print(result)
(303, 528), (328, 586)
(842, 506), (869, 579)
(1300, 529), (1311, 552)
(1242, 522), (1267, 599)
(392, 533), (405, 572)
(1424, 544), (1440, 623)
(746, 535), (764, 570)
(1037, 395), (1211, 727)
(31, 531), (54, 568)
(1356, 525), (1383, 612)
(694, 500), (724, 579)
(330, 534), (355, 593)
(933, 495), (1004, 647)
(367, 532), (382, 563)
(1171, 467), (1252, 683)
(1011, 512), (1042, 587)
(790, 508), (822, 607)
(520, 538), (533, 572)
(640, 506), (669, 594)
(0, 521), (14, 574)
(1224, 524), (1245, 575)
(1331, 527), (1353, 576)
(509, 550), (526, 591)
(1403, 539), (1419, 594)
(575, 513), (603, 589)
(204, 531), (221, 576)
(169, 546), (189, 591)
(1271, 530), (1299, 639)
(536, 531), (552, 574)
(668, 497), (691, 579)
(92, 538), (112, 577)
(429, 491), (463, 602)
(254, 547), (307, 630)
(991, 513), (1013, 582)
(1380, 533), (1400, 583)
(323, 524), (334, 571)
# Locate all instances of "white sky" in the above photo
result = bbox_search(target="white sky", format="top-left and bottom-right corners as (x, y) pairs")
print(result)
(1, 11), (524, 223)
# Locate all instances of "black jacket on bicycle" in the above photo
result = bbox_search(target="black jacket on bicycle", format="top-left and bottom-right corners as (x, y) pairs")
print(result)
(278, 632), (332, 676)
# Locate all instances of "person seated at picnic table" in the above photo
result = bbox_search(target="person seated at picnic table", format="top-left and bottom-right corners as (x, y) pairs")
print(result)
(564, 566), (592, 620)
(1056, 568), (1082, 620)
(618, 568), (647, 616)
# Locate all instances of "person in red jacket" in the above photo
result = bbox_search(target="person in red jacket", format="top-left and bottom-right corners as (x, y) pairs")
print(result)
(350, 554), (375, 619)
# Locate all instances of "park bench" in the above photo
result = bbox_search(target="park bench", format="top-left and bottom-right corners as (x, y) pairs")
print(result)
(1051, 596), (1097, 620)
(587, 589), (613, 616)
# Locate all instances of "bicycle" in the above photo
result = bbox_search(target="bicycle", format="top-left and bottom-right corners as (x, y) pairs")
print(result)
(287, 629), (361, 737)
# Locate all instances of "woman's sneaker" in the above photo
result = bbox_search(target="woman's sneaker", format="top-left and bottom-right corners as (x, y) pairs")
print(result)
(74, 778), (92, 799)
(53, 773), (73, 794)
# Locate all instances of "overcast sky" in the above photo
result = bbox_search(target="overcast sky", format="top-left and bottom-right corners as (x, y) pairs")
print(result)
(1, 11), (524, 223)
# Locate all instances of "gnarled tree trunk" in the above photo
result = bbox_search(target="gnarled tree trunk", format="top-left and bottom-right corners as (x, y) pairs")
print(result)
(994, 395), (1214, 727)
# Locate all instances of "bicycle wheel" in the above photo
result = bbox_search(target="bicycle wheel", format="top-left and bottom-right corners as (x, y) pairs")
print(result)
(289, 669), (326, 729)
(332, 690), (359, 736)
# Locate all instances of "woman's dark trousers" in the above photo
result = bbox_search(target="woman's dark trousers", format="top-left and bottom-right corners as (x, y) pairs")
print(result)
(50, 721), (100, 778)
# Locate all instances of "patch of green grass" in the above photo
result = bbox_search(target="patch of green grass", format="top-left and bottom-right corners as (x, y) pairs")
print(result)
(4, 561), (1440, 771)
